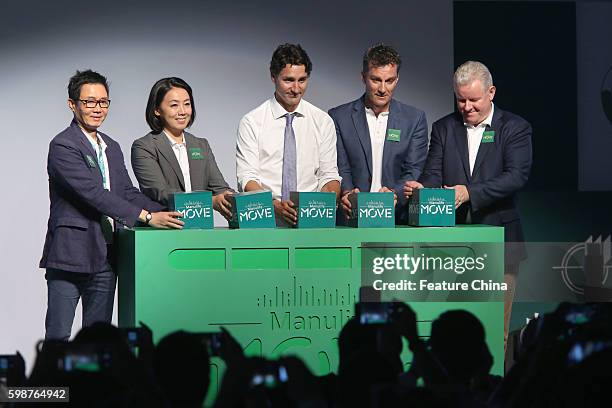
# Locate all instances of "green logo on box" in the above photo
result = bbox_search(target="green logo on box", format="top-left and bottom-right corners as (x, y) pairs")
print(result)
(348, 192), (395, 228)
(229, 191), (276, 229)
(290, 191), (336, 228)
(408, 188), (455, 226)
(170, 191), (214, 229)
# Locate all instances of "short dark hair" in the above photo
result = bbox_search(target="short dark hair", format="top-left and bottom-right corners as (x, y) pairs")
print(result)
(145, 77), (196, 134)
(68, 69), (109, 101)
(270, 43), (312, 78)
(362, 44), (401, 74)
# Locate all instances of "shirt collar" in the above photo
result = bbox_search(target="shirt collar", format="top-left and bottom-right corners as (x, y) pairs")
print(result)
(80, 127), (107, 150)
(270, 95), (305, 119)
(365, 106), (389, 118)
(464, 102), (495, 129)
(163, 130), (185, 147)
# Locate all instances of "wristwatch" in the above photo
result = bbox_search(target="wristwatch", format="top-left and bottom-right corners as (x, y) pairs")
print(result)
(144, 212), (153, 225)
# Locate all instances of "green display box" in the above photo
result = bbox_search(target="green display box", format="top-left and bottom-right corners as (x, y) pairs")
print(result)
(169, 191), (213, 229)
(117, 225), (505, 406)
(347, 192), (395, 228)
(228, 191), (275, 229)
(290, 191), (336, 229)
(408, 188), (455, 227)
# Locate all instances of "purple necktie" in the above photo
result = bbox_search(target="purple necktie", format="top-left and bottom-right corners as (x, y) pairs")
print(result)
(281, 113), (297, 200)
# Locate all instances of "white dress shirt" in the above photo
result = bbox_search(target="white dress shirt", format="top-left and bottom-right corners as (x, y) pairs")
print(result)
(164, 131), (192, 192)
(365, 107), (389, 192)
(465, 103), (495, 175)
(236, 96), (341, 199)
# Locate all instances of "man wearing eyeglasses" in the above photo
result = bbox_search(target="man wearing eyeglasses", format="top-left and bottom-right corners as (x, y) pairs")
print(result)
(39, 70), (184, 341)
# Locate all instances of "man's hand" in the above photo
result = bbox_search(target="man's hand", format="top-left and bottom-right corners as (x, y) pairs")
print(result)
(444, 184), (470, 208)
(403, 180), (423, 199)
(149, 211), (184, 229)
(213, 190), (233, 220)
(379, 186), (398, 207)
(273, 199), (297, 225)
(341, 188), (360, 218)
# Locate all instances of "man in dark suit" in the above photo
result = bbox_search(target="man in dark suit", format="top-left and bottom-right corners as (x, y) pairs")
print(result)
(40, 70), (184, 341)
(329, 44), (428, 223)
(408, 61), (532, 343)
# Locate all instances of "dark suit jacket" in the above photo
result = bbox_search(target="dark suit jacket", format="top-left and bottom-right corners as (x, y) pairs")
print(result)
(329, 96), (428, 222)
(39, 120), (163, 274)
(419, 107), (533, 264)
(131, 131), (230, 207)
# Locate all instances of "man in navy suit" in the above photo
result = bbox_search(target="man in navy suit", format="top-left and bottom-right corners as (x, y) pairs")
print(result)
(329, 44), (428, 223)
(40, 70), (184, 341)
(408, 61), (532, 343)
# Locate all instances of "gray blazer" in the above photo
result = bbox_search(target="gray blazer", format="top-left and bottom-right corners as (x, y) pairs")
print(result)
(131, 131), (230, 207)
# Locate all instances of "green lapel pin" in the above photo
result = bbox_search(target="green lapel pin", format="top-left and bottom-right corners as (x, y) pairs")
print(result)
(85, 155), (97, 168)
(189, 148), (203, 160)
(386, 129), (401, 142)
(481, 130), (495, 143)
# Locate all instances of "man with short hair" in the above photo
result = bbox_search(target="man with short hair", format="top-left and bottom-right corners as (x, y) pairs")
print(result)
(408, 61), (532, 344)
(329, 44), (428, 223)
(40, 70), (183, 341)
(236, 43), (341, 225)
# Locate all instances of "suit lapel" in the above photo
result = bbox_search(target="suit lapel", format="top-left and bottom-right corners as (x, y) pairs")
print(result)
(71, 121), (104, 185)
(453, 114), (471, 181)
(381, 100), (399, 185)
(154, 132), (185, 190)
(185, 133), (205, 191)
(472, 108), (502, 178)
(352, 98), (372, 176)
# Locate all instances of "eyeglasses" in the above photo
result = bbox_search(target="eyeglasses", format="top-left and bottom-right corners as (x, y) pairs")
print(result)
(78, 99), (111, 108)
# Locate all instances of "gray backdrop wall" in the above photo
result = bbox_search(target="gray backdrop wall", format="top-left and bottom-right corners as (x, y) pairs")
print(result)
(0, 0), (454, 370)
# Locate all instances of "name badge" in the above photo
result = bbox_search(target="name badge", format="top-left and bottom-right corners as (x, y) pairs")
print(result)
(386, 129), (401, 142)
(85, 155), (97, 168)
(189, 148), (203, 160)
(482, 131), (495, 143)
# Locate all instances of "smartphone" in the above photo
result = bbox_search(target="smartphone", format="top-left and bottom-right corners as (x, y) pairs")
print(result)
(250, 362), (289, 388)
(193, 333), (223, 356)
(57, 345), (111, 372)
(567, 340), (612, 364)
(120, 327), (146, 356)
(565, 305), (596, 325)
(356, 302), (405, 325)
(0, 355), (17, 384)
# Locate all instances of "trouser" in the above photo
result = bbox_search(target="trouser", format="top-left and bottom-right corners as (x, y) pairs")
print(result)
(45, 268), (116, 341)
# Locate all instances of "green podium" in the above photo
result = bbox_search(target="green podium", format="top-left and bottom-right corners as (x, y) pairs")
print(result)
(117, 225), (504, 402)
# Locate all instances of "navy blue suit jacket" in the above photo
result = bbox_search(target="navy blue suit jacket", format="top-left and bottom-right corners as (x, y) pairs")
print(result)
(40, 120), (163, 273)
(419, 107), (532, 263)
(329, 96), (428, 221)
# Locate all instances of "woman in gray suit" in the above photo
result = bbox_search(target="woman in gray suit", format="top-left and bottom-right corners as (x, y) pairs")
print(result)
(132, 77), (233, 219)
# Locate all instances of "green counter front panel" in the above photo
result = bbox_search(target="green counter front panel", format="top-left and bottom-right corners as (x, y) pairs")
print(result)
(117, 225), (504, 394)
